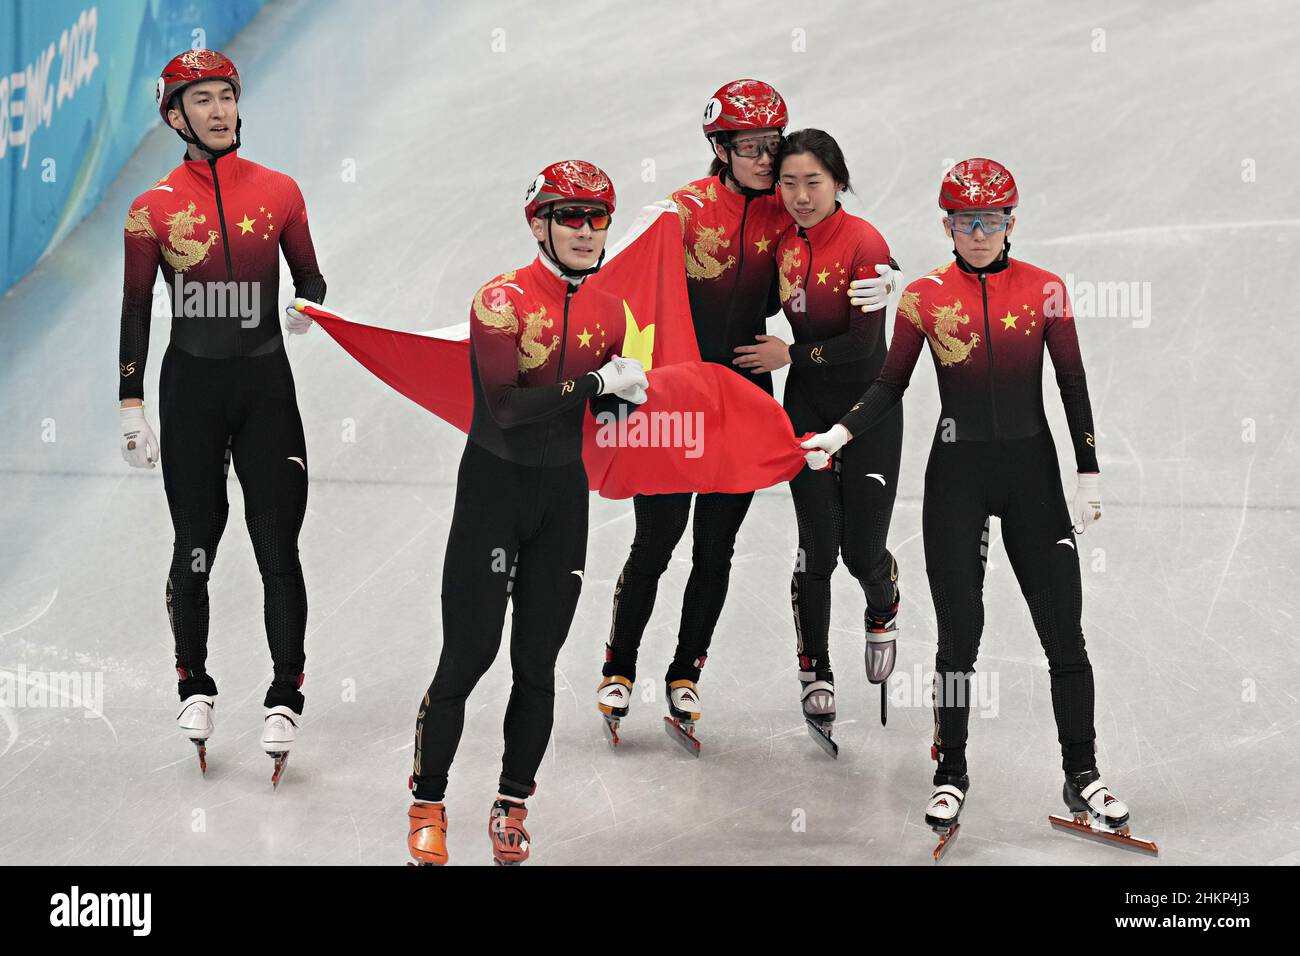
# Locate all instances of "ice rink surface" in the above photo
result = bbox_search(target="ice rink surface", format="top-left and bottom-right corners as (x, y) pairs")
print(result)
(1, 0), (1298, 865)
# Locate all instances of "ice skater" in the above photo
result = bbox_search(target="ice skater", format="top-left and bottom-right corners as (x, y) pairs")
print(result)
(596, 80), (853, 755)
(407, 161), (648, 865)
(801, 158), (1155, 859)
(118, 50), (327, 786)
(751, 129), (902, 757)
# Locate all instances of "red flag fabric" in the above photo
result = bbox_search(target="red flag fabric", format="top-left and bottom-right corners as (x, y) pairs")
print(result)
(304, 202), (807, 498)
(582, 361), (806, 496)
(312, 315), (474, 431)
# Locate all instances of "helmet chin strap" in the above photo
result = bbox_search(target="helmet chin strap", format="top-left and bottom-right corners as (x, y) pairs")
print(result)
(540, 216), (605, 281)
(173, 89), (241, 160)
(721, 161), (776, 197)
(716, 136), (776, 197)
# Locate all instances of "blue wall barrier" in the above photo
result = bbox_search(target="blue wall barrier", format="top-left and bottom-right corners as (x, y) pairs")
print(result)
(0, 0), (271, 295)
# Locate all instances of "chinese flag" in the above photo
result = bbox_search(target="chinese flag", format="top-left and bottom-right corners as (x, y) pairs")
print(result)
(306, 201), (806, 498)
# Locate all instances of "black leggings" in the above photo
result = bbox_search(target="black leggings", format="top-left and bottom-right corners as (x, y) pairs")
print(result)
(785, 377), (902, 680)
(412, 440), (588, 803)
(159, 344), (308, 711)
(923, 430), (1096, 780)
(602, 490), (753, 684)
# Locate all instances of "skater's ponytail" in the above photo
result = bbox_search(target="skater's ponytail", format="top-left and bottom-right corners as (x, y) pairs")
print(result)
(778, 129), (854, 195)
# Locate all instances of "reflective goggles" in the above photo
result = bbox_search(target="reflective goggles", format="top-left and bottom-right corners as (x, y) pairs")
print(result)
(544, 205), (612, 231)
(729, 134), (783, 159)
(945, 210), (1013, 235)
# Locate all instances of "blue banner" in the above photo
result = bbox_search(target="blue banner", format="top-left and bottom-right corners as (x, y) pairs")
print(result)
(0, 0), (271, 295)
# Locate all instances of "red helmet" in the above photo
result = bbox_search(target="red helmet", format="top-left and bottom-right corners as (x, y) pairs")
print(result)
(523, 160), (617, 223)
(156, 49), (240, 121)
(702, 79), (788, 138)
(939, 158), (1018, 211)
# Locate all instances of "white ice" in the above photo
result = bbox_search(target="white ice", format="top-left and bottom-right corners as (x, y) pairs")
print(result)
(1, 0), (1297, 865)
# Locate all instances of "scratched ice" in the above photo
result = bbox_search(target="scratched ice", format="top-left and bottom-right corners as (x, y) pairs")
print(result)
(1, 0), (1296, 864)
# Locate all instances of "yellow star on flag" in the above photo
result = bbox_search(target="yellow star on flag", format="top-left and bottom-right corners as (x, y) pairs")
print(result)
(1000, 311), (1018, 330)
(754, 235), (771, 253)
(622, 300), (655, 369)
(816, 269), (830, 285)
(237, 214), (256, 235)
(577, 328), (593, 348)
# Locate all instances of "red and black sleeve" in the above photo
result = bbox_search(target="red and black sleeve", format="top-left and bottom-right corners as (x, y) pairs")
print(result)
(837, 295), (927, 437)
(1044, 291), (1099, 473)
(119, 203), (162, 402)
(470, 300), (599, 428)
(279, 178), (327, 305)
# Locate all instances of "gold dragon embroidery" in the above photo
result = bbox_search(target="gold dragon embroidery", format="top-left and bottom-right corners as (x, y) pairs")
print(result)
(674, 183), (736, 281)
(778, 247), (803, 303)
(125, 202), (222, 272)
(926, 299), (981, 366)
(898, 290), (924, 331)
(472, 271), (559, 373)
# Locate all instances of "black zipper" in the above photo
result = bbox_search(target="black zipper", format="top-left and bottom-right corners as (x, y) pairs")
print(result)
(556, 285), (574, 383)
(541, 283), (576, 468)
(798, 226), (813, 290)
(979, 272), (999, 437)
(208, 158), (234, 280)
(208, 157), (238, 355)
(723, 195), (752, 354)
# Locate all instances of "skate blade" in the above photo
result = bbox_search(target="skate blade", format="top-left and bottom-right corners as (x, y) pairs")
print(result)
(880, 684), (888, 727)
(602, 717), (621, 750)
(1048, 814), (1159, 855)
(269, 751), (290, 790)
(804, 718), (839, 759)
(493, 859), (523, 867)
(663, 716), (701, 757)
(931, 822), (960, 863)
(191, 739), (208, 775)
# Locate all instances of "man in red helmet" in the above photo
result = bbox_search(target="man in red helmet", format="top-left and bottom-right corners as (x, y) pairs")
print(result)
(801, 158), (1141, 856)
(599, 79), (811, 753)
(407, 161), (648, 866)
(117, 49), (328, 786)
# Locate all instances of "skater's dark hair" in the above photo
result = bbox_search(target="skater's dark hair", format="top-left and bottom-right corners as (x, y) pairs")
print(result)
(778, 128), (854, 194)
(707, 134), (727, 177)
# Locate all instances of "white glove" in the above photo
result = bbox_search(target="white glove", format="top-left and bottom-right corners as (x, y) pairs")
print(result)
(285, 299), (316, 335)
(1071, 472), (1102, 533)
(618, 384), (649, 405)
(799, 424), (850, 471)
(590, 355), (649, 399)
(120, 404), (159, 469)
(848, 262), (902, 312)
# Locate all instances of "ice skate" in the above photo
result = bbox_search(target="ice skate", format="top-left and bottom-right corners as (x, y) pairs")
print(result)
(488, 797), (530, 866)
(1048, 770), (1158, 855)
(865, 583), (899, 726)
(261, 705), (299, 790)
(798, 659), (837, 759)
(596, 675), (633, 749)
(407, 801), (449, 866)
(663, 679), (702, 757)
(925, 774), (968, 863)
(176, 694), (215, 774)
